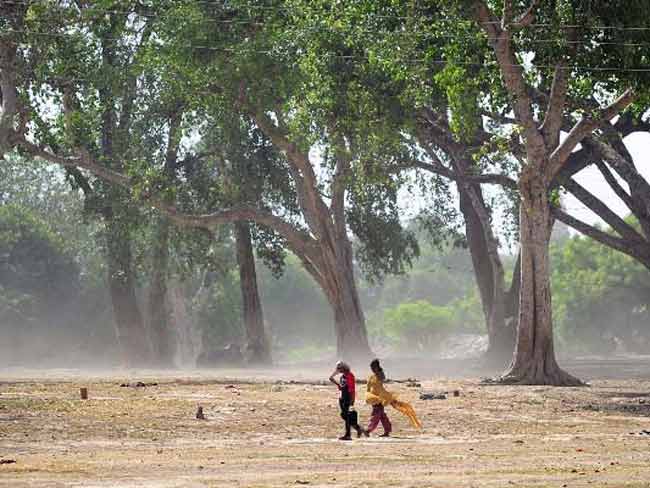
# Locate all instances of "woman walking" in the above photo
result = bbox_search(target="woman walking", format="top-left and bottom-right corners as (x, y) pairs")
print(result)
(329, 361), (364, 440)
(365, 358), (422, 436)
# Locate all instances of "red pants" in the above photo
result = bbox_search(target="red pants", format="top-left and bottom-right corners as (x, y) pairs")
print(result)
(367, 404), (391, 434)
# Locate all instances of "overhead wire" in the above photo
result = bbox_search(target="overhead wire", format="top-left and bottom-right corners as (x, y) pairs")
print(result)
(5, 26), (650, 49)
(6, 0), (650, 33)
(3, 1), (650, 74)
(3, 28), (650, 74)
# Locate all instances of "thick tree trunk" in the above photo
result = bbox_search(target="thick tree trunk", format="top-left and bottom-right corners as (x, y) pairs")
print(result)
(459, 187), (514, 367)
(235, 221), (272, 365)
(500, 172), (582, 385)
(105, 218), (153, 366)
(146, 216), (176, 366)
(319, 237), (372, 361)
(331, 275), (371, 361)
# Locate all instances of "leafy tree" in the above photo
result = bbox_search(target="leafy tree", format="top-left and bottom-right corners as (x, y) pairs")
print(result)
(0, 204), (78, 315)
(438, 0), (643, 385)
(0, 203), (82, 364)
(0, 0), (426, 360)
(282, 0), (521, 366)
(551, 223), (650, 353)
(373, 301), (456, 352)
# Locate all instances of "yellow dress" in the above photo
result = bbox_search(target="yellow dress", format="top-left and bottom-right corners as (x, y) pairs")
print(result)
(365, 373), (422, 429)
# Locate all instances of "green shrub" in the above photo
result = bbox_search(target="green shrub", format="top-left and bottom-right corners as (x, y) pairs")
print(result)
(374, 300), (456, 351)
(0, 204), (79, 322)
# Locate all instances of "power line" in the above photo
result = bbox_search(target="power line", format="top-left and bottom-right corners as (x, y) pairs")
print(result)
(4, 29), (650, 73)
(5, 0), (650, 33)
(6, 26), (650, 50)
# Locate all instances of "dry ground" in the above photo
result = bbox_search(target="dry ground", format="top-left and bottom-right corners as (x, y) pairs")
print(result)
(2, 362), (650, 487)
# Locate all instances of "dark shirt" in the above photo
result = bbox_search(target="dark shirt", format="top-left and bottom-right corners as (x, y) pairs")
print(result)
(339, 371), (356, 400)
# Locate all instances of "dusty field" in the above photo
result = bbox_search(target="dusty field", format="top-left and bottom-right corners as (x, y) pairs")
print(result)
(2, 362), (650, 487)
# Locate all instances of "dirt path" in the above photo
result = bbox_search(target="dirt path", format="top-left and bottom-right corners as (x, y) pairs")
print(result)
(2, 366), (650, 487)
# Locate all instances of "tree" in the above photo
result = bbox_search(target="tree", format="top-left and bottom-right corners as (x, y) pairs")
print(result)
(191, 118), (291, 365)
(283, 0), (521, 365)
(1, 1), (413, 360)
(459, 0), (638, 384)
(0, 203), (80, 364)
(553, 114), (650, 271)
(551, 225), (650, 354)
(331, 0), (645, 379)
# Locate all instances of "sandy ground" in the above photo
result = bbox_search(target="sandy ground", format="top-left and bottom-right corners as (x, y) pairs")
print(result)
(2, 359), (650, 487)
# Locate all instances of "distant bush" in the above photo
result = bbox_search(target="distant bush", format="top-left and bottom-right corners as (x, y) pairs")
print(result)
(371, 300), (457, 352)
(551, 225), (650, 354)
(0, 204), (79, 322)
(197, 269), (244, 350)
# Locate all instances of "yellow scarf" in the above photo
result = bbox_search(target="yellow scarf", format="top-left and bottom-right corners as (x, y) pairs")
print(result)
(365, 373), (422, 429)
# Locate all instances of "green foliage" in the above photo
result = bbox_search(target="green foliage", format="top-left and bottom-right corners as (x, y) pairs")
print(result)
(348, 177), (420, 283)
(0, 204), (79, 322)
(370, 301), (455, 352)
(197, 269), (245, 350)
(362, 232), (486, 351)
(8, 0), (650, 364)
(449, 292), (485, 332)
(551, 223), (650, 353)
(0, 158), (119, 364)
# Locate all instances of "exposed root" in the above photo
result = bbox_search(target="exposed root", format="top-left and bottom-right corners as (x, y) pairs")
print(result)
(482, 364), (587, 387)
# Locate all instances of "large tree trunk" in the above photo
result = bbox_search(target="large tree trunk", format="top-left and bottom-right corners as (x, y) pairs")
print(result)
(319, 237), (372, 361)
(145, 106), (182, 366)
(105, 218), (153, 366)
(146, 217), (176, 366)
(235, 221), (272, 365)
(500, 171), (582, 385)
(459, 187), (514, 367)
(331, 274), (370, 361)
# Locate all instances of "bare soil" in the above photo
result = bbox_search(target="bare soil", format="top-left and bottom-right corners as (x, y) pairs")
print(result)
(2, 359), (650, 487)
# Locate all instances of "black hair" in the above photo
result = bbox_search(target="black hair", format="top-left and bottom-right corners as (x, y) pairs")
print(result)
(370, 358), (386, 382)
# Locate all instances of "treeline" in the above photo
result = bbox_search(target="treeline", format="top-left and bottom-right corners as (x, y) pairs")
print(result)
(3, 160), (649, 367)
(1, 0), (650, 384)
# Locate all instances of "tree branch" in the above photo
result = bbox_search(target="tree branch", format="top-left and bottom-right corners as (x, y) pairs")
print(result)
(481, 110), (520, 126)
(401, 159), (518, 190)
(513, 0), (541, 28)
(0, 9), (24, 154)
(540, 63), (569, 151)
(552, 207), (647, 264)
(473, 1), (542, 148)
(468, 173), (519, 190)
(615, 112), (650, 136)
(584, 135), (650, 239)
(552, 146), (592, 185)
(16, 135), (316, 257)
(593, 158), (636, 215)
(561, 177), (643, 243)
(547, 88), (636, 180)
(584, 136), (650, 201)
(501, 0), (514, 28)
(249, 109), (331, 240)
(117, 19), (154, 137)
(328, 121), (351, 236)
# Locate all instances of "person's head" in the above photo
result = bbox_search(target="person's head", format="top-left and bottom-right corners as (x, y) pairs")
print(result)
(335, 360), (350, 373)
(370, 358), (385, 380)
(370, 358), (381, 372)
